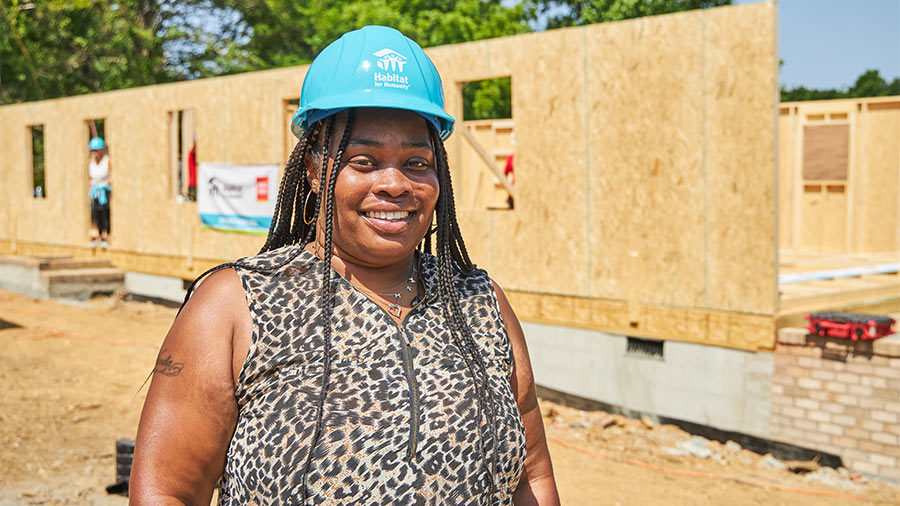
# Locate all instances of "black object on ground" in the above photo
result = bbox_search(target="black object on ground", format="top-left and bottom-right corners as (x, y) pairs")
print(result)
(106, 438), (134, 497)
(0, 318), (22, 330)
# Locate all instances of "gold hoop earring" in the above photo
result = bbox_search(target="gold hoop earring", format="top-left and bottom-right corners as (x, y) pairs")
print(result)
(302, 190), (315, 225)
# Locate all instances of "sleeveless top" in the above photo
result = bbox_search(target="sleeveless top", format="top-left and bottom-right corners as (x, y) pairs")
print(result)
(89, 154), (110, 186)
(217, 245), (527, 504)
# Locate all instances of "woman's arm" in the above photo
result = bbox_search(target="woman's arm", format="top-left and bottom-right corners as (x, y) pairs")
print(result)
(492, 281), (561, 506)
(130, 268), (250, 504)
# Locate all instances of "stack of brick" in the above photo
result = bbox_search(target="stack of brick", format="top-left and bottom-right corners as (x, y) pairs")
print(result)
(770, 328), (900, 479)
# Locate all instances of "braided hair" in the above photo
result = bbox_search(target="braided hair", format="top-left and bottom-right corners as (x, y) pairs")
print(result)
(192, 109), (500, 503)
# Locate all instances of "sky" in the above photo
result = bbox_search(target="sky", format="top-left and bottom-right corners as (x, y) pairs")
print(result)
(734, 0), (899, 89)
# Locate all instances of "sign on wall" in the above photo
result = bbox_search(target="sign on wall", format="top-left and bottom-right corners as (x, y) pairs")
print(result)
(197, 163), (278, 234)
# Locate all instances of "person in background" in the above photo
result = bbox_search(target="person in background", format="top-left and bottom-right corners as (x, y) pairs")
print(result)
(187, 142), (197, 201)
(503, 131), (515, 209)
(88, 136), (111, 248)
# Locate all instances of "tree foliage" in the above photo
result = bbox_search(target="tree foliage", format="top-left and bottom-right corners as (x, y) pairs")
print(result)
(781, 70), (900, 102)
(0, 0), (530, 103)
(522, 0), (730, 29)
(204, 0), (530, 72)
(463, 77), (512, 121)
(0, 0), (186, 104)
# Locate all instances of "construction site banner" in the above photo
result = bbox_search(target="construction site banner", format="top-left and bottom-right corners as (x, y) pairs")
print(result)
(197, 163), (278, 234)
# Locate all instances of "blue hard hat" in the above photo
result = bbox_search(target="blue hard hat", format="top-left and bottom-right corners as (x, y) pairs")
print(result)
(89, 137), (105, 151)
(291, 25), (455, 140)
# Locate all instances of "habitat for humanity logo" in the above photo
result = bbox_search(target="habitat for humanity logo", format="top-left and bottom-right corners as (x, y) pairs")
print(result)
(372, 48), (410, 90)
(207, 177), (245, 198)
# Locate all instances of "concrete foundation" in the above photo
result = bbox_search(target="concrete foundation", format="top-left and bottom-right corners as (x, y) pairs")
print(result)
(0, 258), (44, 299)
(523, 322), (775, 438)
(0, 256), (124, 300)
(124, 272), (187, 306)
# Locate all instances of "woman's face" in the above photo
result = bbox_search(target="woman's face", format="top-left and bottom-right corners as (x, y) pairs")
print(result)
(310, 108), (439, 267)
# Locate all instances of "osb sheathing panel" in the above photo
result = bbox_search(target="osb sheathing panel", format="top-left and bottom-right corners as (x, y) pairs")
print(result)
(799, 187), (848, 253)
(859, 104), (900, 252)
(587, 11), (706, 309)
(434, 3), (777, 319)
(0, 3), (778, 348)
(495, 30), (588, 296)
(778, 111), (796, 249)
(821, 190), (848, 253)
(703, 4), (778, 314)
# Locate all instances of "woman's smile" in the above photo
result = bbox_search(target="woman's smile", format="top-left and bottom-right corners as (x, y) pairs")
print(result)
(361, 209), (416, 234)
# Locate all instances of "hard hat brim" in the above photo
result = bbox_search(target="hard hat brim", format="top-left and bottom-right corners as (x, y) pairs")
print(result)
(291, 92), (455, 141)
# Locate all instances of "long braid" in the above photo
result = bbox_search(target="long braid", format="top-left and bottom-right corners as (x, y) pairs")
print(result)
(300, 112), (355, 502)
(260, 129), (312, 253)
(259, 123), (330, 253)
(420, 225), (435, 255)
(435, 134), (474, 271)
(429, 125), (499, 503)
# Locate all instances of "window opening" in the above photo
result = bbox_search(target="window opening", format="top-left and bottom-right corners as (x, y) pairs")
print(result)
(86, 118), (111, 244)
(169, 109), (197, 201)
(626, 337), (664, 360)
(30, 125), (45, 198)
(462, 77), (511, 121)
(87, 118), (106, 144)
(459, 77), (515, 210)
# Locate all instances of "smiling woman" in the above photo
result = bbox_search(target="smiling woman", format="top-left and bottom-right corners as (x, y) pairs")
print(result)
(130, 25), (559, 506)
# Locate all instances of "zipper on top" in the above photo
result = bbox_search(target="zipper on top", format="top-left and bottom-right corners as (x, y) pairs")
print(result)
(366, 287), (432, 460)
(398, 326), (421, 458)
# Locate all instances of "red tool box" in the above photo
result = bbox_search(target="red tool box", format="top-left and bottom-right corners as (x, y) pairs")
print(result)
(806, 312), (896, 341)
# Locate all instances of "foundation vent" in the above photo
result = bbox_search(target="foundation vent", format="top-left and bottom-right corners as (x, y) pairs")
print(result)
(626, 337), (664, 360)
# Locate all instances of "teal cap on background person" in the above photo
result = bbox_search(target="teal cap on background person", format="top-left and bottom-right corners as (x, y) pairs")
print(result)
(89, 137), (105, 151)
(291, 25), (455, 140)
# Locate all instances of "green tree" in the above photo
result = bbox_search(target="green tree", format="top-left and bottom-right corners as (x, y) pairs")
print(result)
(206, 0), (530, 71)
(0, 0), (183, 104)
(781, 69), (900, 102)
(848, 69), (889, 98)
(522, 0), (730, 29)
(463, 77), (511, 121)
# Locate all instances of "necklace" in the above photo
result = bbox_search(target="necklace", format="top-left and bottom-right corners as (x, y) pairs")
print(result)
(359, 262), (417, 318)
(310, 242), (418, 318)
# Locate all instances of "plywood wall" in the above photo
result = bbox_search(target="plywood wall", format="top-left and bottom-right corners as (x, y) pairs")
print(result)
(0, 2), (779, 349)
(431, 2), (778, 321)
(779, 97), (900, 254)
(0, 66), (304, 270)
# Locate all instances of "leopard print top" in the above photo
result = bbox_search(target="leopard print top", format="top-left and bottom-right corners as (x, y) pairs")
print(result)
(216, 245), (527, 504)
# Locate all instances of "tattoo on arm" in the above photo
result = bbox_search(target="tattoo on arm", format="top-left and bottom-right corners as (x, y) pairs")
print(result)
(154, 350), (184, 376)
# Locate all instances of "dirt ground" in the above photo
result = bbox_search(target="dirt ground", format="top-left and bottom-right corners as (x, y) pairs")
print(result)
(1, 289), (899, 505)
